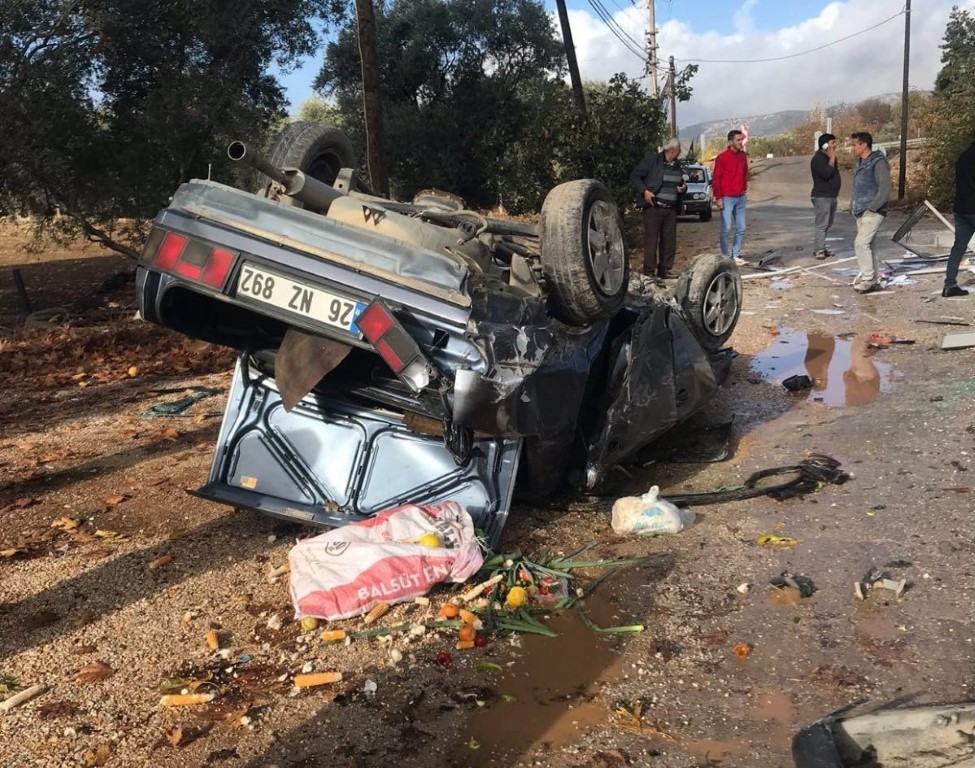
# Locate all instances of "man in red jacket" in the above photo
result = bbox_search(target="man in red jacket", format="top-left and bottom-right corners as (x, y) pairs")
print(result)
(712, 129), (749, 266)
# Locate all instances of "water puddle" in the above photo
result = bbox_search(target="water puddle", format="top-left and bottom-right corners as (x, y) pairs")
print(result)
(751, 329), (898, 407)
(459, 594), (626, 766)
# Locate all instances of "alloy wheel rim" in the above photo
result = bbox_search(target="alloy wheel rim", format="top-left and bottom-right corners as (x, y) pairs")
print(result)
(703, 272), (738, 335)
(586, 200), (626, 296)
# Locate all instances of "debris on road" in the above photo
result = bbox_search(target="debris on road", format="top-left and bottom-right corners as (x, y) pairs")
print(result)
(769, 572), (816, 598)
(757, 534), (799, 549)
(664, 455), (850, 507)
(940, 332), (975, 350)
(141, 386), (220, 417)
(782, 374), (813, 392)
(288, 501), (484, 621)
(0, 683), (49, 713)
(855, 566), (908, 600)
(293, 672), (343, 688)
(159, 693), (216, 707)
(610, 486), (695, 535)
(792, 701), (975, 768)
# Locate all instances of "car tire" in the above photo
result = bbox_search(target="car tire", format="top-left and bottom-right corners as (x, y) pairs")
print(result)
(700, 209), (712, 222)
(672, 253), (742, 351)
(264, 121), (356, 187)
(539, 180), (628, 326)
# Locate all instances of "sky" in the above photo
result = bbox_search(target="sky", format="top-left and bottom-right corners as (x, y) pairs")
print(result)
(278, 0), (975, 130)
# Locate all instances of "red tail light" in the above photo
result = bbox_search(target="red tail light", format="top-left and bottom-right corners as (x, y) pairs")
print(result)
(155, 233), (186, 270)
(202, 248), (235, 288)
(357, 299), (433, 392)
(147, 229), (235, 290)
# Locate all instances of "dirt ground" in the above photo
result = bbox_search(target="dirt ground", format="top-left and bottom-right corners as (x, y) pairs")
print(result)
(2, 157), (975, 768)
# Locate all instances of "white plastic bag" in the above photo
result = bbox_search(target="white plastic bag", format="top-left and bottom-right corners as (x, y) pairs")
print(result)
(288, 501), (484, 621)
(611, 486), (695, 536)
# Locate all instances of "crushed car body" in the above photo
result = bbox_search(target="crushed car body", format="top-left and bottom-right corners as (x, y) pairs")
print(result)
(135, 122), (742, 543)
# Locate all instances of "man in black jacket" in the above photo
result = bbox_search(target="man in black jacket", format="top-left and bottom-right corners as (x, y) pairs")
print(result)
(810, 133), (840, 260)
(943, 140), (975, 298)
(629, 138), (686, 279)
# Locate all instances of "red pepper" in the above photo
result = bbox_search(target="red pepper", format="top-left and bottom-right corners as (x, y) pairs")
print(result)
(473, 634), (488, 648)
(435, 651), (452, 668)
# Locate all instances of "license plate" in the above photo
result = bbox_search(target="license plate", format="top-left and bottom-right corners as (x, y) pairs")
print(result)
(236, 263), (366, 334)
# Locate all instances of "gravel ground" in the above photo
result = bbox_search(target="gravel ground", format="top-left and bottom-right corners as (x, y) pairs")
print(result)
(2, 157), (975, 767)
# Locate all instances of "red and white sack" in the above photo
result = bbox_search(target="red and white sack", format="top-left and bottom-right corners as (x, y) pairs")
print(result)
(288, 501), (484, 621)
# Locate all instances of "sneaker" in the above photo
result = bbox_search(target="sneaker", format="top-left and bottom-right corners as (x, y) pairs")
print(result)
(854, 283), (883, 295)
(733, 257), (747, 267)
(657, 271), (678, 280)
(942, 285), (970, 298)
(813, 250), (829, 261)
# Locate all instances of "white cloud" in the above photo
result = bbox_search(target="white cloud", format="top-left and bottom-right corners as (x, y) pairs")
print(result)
(562, 0), (975, 129)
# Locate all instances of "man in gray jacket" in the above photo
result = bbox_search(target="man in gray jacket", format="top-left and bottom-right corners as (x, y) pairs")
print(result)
(849, 131), (891, 294)
(629, 138), (687, 279)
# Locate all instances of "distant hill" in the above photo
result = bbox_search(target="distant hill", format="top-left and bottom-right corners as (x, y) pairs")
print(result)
(679, 110), (809, 144)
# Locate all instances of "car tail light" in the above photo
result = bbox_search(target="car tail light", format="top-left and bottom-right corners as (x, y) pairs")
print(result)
(144, 228), (236, 290)
(155, 232), (186, 270)
(202, 248), (235, 288)
(357, 299), (434, 392)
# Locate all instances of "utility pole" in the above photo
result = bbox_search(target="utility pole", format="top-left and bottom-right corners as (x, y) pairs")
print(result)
(669, 56), (677, 137)
(555, 0), (586, 117)
(897, 0), (911, 199)
(646, 0), (659, 98)
(354, 0), (389, 196)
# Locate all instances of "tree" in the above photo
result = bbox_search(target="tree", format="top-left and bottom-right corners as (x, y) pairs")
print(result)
(315, 0), (669, 212)
(316, 0), (567, 208)
(925, 7), (975, 207)
(854, 98), (893, 133)
(0, 0), (344, 255)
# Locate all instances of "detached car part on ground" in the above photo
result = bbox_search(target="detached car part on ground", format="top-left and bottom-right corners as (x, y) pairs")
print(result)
(136, 122), (742, 544)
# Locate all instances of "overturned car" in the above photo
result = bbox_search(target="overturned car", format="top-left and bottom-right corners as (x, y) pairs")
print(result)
(135, 122), (742, 543)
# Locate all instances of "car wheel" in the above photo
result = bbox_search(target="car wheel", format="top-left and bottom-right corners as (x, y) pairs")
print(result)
(700, 209), (712, 222)
(673, 253), (742, 351)
(539, 180), (628, 326)
(264, 121), (356, 186)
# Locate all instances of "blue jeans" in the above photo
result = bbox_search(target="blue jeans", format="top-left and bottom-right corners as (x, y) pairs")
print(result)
(946, 212), (975, 287)
(720, 195), (747, 258)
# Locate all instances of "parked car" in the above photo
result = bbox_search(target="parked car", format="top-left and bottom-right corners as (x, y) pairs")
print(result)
(680, 164), (713, 221)
(135, 122), (742, 544)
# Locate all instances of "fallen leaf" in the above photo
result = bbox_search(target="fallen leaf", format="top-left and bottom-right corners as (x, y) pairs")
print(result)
(162, 428), (180, 441)
(75, 661), (115, 685)
(83, 744), (112, 767)
(38, 700), (81, 719)
(0, 497), (36, 514)
(148, 554), (173, 570)
(0, 548), (26, 558)
(51, 517), (80, 531)
(0, 674), (19, 693)
(70, 645), (99, 655)
(167, 725), (184, 747)
(104, 495), (127, 506)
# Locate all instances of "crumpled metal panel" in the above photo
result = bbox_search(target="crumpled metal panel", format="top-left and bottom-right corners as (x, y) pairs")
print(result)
(197, 358), (522, 545)
(452, 320), (609, 437)
(583, 304), (716, 488)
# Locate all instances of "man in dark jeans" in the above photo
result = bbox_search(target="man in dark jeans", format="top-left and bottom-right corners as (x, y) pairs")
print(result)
(629, 138), (687, 279)
(943, 140), (975, 298)
(810, 133), (840, 259)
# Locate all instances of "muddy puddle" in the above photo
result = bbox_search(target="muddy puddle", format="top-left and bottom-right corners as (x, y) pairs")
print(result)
(456, 594), (626, 766)
(751, 329), (899, 407)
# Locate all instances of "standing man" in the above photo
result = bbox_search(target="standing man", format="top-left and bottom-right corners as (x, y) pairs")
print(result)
(943, 139), (975, 298)
(849, 131), (891, 294)
(629, 138), (687, 279)
(712, 130), (748, 266)
(810, 133), (840, 260)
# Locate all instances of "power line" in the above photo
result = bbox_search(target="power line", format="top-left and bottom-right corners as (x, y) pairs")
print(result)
(677, 8), (905, 64)
(585, 0), (647, 61)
